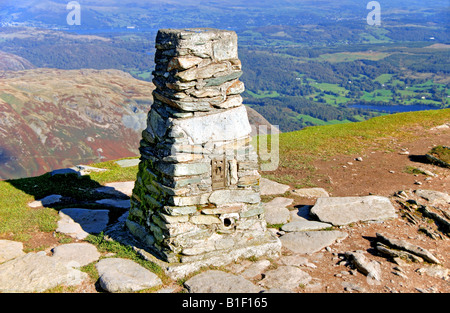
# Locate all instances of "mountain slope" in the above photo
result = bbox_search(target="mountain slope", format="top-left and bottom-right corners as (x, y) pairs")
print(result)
(0, 68), (155, 179)
(0, 68), (276, 180)
(0, 51), (35, 71)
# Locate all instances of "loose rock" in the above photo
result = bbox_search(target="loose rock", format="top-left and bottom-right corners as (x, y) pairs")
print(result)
(376, 233), (440, 264)
(345, 251), (382, 281)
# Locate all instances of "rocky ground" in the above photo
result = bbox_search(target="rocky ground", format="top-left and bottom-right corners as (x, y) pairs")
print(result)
(0, 124), (448, 294)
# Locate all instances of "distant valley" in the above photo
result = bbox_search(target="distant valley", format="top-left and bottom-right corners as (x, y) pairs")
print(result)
(0, 68), (154, 179)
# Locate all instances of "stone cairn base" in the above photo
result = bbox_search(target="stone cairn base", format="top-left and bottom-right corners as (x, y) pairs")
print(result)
(126, 28), (280, 277)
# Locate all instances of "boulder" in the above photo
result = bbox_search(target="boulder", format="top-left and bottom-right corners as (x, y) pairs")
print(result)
(310, 196), (397, 226)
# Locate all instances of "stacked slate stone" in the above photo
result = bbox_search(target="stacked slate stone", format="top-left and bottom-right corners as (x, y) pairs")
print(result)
(127, 28), (280, 265)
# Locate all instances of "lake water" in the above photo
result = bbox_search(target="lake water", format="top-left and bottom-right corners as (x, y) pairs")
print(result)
(349, 104), (442, 113)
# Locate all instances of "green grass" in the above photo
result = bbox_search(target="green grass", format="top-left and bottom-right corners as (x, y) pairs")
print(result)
(1, 109), (449, 253)
(314, 82), (347, 94)
(375, 74), (393, 84)
(0, 157), (139, 242)
(318, 51), (390, 63)
(267, 109), (450, 186)
(246, 90), (280, 98)
(428, 145), (450, 164)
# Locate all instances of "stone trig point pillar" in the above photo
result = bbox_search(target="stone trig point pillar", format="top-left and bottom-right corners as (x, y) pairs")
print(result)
(127, 28), (281, 277)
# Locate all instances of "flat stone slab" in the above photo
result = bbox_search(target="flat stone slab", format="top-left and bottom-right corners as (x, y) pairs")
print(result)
(277, 255), (316, 268)
(415, 189), (450, 204)
(281, 220), (332, 232)
(240, 260), (271, 279)
(290, 188), (329, 198)
(259, 266), (312, 290)
(96, 258), (162, 293)
(114, 158), (140, 168)
(263, 197), (294, 225)
(51, 243), (101, 267)
(290, 205), (313, 221)
(184, 270), (262, 293)
(95, 198), (131, 209)
(28, 194), (62, 208)
(280, 230), (348, 254)
(260, 178), (290, 196)
(57, 208), (109, 239)
(51, 165), (107, 176)
(310, 196), (397, 226)
(95, 181), (135, 197)
(0, 252), (88, 292)
(0, 240), (25, 263)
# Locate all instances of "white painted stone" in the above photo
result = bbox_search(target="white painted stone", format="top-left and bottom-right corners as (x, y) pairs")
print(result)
(209, 189), (260, 205)
(174, 105), (251, 145)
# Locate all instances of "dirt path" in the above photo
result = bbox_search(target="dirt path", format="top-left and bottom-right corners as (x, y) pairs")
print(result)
(282, 125), (450, 293)
(312, 125), (449, 198)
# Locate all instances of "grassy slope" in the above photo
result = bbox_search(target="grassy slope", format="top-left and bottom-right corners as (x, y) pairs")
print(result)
(1, 109), (449, 242)
(260, 108), (450, 186)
